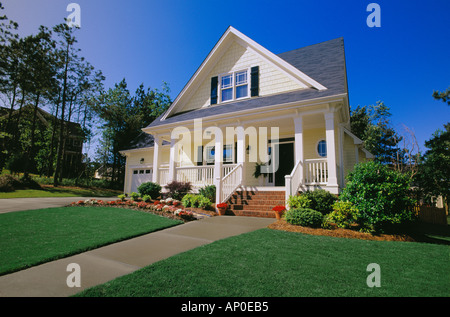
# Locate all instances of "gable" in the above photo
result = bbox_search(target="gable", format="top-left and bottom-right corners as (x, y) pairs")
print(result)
(161, 27), (327, 121)
(178, 41), (308, 113)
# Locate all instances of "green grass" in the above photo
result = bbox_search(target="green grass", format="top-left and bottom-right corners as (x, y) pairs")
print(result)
(0, 186), (121, 199)
(0, 206), (182, 276)
(75, 229), (449, 297)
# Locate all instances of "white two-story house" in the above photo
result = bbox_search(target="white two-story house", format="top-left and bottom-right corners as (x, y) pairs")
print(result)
(120, 26), (372, 216)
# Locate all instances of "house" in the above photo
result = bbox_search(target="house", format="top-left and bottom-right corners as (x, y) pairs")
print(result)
(120, 27), (373, 215)
(0, 105), (85, 177)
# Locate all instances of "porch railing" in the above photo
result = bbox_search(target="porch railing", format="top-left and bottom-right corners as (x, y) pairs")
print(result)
(304, 159), (328, 185)
(285, 160), (303, 203)
(174, 164), (237, 188)
(221, 164), (242, 203)
(159, 168), (169, 185)
(176, 166), (214, 187)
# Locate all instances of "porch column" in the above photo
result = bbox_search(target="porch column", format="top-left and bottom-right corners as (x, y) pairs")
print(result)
(236, 126), (245, 183)
(293, 115), (304, 164)
(168, 136), (176, 183)
(324, 111), (339, 191)
(214, 127), (223, 205)
(152, 135), (162, 183)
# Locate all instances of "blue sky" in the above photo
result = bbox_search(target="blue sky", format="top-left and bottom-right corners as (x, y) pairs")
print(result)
(3, 0), (450, 155)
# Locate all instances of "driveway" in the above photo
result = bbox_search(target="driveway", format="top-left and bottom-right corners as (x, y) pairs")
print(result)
(0, 197), (116, 214)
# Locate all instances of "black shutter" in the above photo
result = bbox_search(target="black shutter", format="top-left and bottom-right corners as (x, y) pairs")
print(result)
(196, 146), (203, 166)
(210, 76), (218, 105)
(250, 66), (259, 97)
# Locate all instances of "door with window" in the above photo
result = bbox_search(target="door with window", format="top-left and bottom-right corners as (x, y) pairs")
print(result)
(274, 143), (294, 186)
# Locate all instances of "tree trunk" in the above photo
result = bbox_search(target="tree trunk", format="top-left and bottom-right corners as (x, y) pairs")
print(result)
(24, 91), (41, 178)
(53, 42), (70, 187)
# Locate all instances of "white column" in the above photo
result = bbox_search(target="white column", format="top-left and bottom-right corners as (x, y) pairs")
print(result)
(324, 111), (338, 191)
(214, 127), (223, 205)
(236, 126), (245, 184)
(168, 136), (176, 183)
(152, 135), (162, 183)
(293, 116), (304, 164)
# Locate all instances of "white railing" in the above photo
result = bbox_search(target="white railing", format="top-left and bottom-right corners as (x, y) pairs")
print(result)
(159, 168), (169, 185)
(285, 160), (303, 203)
(220, 164), (242, 203)
(304, 159), (328, 185)
(176, 166), (214, 187)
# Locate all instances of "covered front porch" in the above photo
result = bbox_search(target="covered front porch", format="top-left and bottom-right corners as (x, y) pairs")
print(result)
(143, 106), (342, 206)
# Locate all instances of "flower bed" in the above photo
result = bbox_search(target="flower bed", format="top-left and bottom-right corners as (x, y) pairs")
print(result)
(269, 219), (415, 242)
(69, 198), (196, 222)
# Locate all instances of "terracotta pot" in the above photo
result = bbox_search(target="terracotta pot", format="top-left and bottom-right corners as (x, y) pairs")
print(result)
(274, 211), (283, 220)
(218, 207), (227, 215)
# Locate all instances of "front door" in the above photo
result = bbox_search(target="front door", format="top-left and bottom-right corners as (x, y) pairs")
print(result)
(275, 142), (294, 186)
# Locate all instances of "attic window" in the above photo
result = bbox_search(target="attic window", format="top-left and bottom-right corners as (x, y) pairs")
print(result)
(219, 69), (249, 103)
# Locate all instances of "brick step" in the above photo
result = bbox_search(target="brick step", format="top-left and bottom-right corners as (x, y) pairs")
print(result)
(230, 195), (286, 200)
(231, 204), (277, 211)
(228, 199), (284, 207)
(229, 210), (276, 218)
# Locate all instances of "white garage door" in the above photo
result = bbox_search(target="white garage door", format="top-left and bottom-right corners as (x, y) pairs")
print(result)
(130, 168), (153, 193)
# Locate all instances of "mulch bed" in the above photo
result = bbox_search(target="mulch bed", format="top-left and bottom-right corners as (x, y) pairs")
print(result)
(268, 219), (416, 242)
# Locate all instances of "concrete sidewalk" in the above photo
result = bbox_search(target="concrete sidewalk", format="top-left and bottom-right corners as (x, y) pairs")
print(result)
(0, 216), (275, 297)
(0, 197), (118, 214)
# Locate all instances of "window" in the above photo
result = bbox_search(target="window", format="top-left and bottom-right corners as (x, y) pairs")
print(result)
(205, 145), (234, 164)
(223, 144), (233, 163)
(317, 140), (327, 157)
(220, 69), (249, 103)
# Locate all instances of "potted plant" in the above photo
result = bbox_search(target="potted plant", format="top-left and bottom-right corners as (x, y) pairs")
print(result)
(216, 203), (228, 215)
(272, 205), (286, 220)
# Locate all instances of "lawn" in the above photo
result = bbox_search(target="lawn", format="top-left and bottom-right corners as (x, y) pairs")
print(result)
(0, 186), (121, 199)
(0, 206), (182, 276)
(75, 228), (449, 297)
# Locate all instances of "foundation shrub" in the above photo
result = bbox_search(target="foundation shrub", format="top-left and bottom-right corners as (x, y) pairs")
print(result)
(285, 208), (324, 228)
(302, 189), (338, 216)
(138, 182), (161, 200)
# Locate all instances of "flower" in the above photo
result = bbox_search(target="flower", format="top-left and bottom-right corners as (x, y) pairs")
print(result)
(272, 205), (286, 212)
(216, 203), (228, 208)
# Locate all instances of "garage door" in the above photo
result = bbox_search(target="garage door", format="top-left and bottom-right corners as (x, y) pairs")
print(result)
(130, 168), (153, 193)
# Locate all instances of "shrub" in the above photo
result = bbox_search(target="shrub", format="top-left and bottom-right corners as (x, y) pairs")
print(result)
(181, 193), (195, 207)
(328, 201), (359, 229)
(118, 194), (127, 201)
(340, 161), (415, 231)
(164, 181), (192, 200)
(198, 185), (216, 203)
(130, 192), (140, 201)
(284, 208), (323, 228)
(197, 195), (212, 209)
(138, 182), (161, 199)
(302, 189), (337, 215)
(287, 195), (312, 209)
(0, 175), (20, 192)
(142, 195), (152, 202)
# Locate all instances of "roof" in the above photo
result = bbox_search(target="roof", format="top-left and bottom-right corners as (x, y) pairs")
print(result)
(145, 37), (348, 130)
(122, 131), (170, 151)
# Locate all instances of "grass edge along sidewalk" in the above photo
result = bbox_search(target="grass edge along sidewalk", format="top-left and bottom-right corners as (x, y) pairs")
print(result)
(75, 228), (449, 297)
(0, 206), (182, 276)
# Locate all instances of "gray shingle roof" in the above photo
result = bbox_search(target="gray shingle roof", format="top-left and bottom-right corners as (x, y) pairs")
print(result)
(125, 37), (348, 150)
(147, 37), (347, 129)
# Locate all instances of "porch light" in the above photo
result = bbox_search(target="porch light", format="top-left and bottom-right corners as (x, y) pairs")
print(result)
(246, 145), (251, 154)
(140, 158), (145, 164)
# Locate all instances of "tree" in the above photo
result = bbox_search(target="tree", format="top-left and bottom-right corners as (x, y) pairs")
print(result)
(432, 86), (450, 106)
(415, 124), (450, 207)
(350, 101), (403, 165)
(92, 79), (171, 185)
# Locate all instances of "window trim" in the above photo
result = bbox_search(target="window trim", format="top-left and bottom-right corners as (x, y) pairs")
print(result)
(218, 68), (250, 104)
